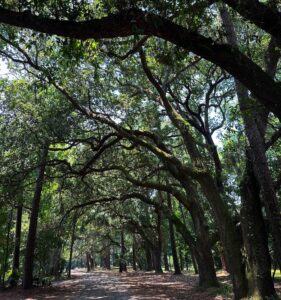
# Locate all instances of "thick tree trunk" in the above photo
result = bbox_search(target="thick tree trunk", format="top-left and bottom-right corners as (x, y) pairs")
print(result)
(13, 204), (23, 274)
(220, 9), (281, 267)
(167, 195), (181, 275)
(200, 175), (247, 298)
(240, 151), (277, 299)
(171, 206), (218, 286)
(236, 80), (281, 271)
(220, 6), (278, 299)
(165, 163), (235, 288)
(152, 248), (162, 273)
(23, 146), (48, 289)
(243, 116), (281, 268)
(172, 201), (217, 285)
(193, 245), (219, 288)
(188, 199), (218, 287)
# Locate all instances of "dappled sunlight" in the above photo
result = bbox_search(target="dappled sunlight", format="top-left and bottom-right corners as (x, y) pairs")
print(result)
(0, 270), (234, 300)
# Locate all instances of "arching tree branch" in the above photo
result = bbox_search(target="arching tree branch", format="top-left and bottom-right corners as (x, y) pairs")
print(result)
(0, 7), (281, 118)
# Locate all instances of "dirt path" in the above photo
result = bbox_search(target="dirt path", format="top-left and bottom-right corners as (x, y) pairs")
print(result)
(0, 270), (230, 300)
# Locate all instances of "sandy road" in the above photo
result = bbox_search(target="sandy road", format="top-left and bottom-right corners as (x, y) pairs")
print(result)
(0, 269), (229, 300)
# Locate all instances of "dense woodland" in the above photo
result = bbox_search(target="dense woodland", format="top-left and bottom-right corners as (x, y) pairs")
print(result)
(0, 1), (281, 299)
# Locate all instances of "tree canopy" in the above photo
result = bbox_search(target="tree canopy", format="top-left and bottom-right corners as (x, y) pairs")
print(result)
(0, 1), (281, 300)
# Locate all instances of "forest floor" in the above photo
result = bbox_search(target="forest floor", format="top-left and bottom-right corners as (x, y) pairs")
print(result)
(0, 269), (280, 300)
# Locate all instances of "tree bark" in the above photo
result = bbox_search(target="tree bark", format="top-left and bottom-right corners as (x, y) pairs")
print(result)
(240, 151), (277, 299)
(198, 175), (247, 298)
(187, 196), (219, 287)
(170, 207), (218, 286)
(23, 145), (48, 289)
(243, 109), (281, 269)
(220, 6), (277, 299)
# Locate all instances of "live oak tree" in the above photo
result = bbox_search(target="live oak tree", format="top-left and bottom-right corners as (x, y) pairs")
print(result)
(0, 29), (272, 297)
(0, 2), (280, 300)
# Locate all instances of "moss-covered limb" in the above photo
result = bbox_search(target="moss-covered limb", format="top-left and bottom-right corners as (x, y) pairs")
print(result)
(0, 8), (281, 117)
(109, 165), (191, 209)
(85, 111), (204, 180)
(47, 95), (201, 182)
(139, 48), (207, 169)
(142, 47), (223, 188)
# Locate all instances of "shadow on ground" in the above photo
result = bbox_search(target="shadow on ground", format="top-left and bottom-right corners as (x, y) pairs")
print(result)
(0, 270), (232, 300)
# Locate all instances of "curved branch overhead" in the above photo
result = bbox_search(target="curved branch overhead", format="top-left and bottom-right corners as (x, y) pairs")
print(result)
(0, 7), (281, 118)
(222, 0), (281, 42)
